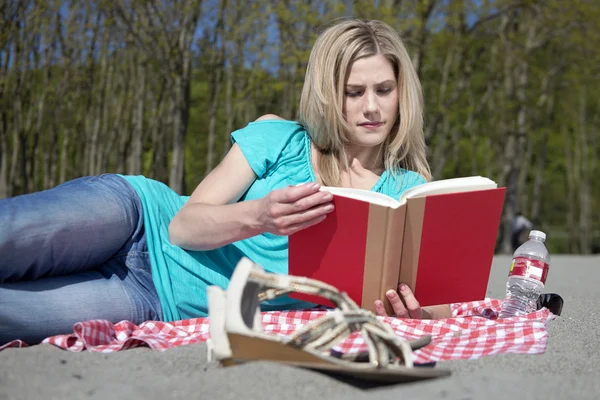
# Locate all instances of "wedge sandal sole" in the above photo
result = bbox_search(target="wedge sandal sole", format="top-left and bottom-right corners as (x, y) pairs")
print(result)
(227, 333), (450, 383)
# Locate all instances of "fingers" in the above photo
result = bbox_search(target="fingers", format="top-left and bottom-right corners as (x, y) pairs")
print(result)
(397, 284), (422, 319)
(374, 300), (388, 317)
(287, 190), (333, 214)
(277, 213), (329, 236)
(282, 200), (334, 226)
(375, 284), (422, 319)
(272, 182), (322, 204)
(269, 183), (333, 213)
(266, 183), (334, 232)
(385, 289), (410, 318)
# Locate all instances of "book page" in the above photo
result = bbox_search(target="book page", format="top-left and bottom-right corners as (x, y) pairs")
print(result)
(319, 186), (401, 208)
(398, 176), (497, 205)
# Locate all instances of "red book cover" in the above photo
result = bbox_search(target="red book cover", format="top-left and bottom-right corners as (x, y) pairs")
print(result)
(288, 185), (506, 313)
(399, 188), (506, 306)
(287, 195), (371, 308)
(289, 193), (406, 315)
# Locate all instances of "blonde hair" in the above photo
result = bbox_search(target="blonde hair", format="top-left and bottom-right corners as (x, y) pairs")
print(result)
(298, 19), (432, 185)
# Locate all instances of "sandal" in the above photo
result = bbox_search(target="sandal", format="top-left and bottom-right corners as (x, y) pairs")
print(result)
(206, 257), (451, 383)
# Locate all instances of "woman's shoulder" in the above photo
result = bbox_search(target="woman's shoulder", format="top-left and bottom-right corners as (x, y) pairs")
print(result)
(247, 117), (306, 137)
(253, 114), (287, 122)
(230, 116), (310, 178)
(233, 115), (306, 139)
(231, 116), (308, 154)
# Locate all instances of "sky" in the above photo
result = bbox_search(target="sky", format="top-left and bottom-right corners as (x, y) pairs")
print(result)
(47, 0), (488, 75)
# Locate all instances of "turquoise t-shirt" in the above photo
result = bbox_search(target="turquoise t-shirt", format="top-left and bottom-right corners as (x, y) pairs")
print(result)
(122, 120), (426, 321)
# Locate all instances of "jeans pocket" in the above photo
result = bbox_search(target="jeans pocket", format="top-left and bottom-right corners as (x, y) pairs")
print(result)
(122, 250), (163, 321)
(125, 251), (152, 273)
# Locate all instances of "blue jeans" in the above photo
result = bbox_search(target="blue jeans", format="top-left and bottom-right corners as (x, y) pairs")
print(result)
(0, 174), (163, 345)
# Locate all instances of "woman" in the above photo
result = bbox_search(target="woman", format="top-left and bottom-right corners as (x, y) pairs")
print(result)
(0, 19), (451, 346)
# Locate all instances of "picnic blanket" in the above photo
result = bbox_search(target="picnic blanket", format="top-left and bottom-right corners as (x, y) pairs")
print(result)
(0, 299), (556, 363)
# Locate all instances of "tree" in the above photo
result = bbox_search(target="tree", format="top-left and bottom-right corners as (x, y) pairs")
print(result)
(113, 0), (202, 194)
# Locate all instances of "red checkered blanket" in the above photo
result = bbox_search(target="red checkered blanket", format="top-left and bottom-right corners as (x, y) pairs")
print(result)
(0, 299), (555, 363)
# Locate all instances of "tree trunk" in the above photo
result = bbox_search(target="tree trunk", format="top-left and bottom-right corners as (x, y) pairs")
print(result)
(59, 126), (70, 185)
(31, 34), (53, 192)
(0, 34), (10, 198)
(97, 54), (115, 174)
(0, 112), (7, 198)
(497, 12), (523, 254)
(44, 123), (58, 190)
(168, 2), (200, 194)
(563, 125), (578, 253)
(169, 76), (186, 193)
(222, 63), (234, 158)
(529, 134), (547, 224)
(21, 94), (37, 193)
(577, 88), (591, 254)
(203, 0), (226, 175)
(517, 131), (533, 214)
(411, 0), (437, 78)
(128, 57), (146, 175)
(103, 54), (131, 173)
(501, 56), (529, 254)
(205, 64), (223, 176)
(9, 87), (22, 195)
(531, 92), (554, 224)
(431, 117), (450, 178)
(81, 10), (101, 177)
(116, 82), (134, 174)
(89, 27), (109, 176)
(149, 77), (168, 181)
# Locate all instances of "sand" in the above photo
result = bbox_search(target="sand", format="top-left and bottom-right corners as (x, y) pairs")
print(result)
(1, 255), (599, 400)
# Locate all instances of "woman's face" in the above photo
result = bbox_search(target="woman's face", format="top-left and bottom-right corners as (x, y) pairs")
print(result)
(343, 54), (398, 149)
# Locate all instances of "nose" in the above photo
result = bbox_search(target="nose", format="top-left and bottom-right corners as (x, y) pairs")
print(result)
(363, 90), (379, 115)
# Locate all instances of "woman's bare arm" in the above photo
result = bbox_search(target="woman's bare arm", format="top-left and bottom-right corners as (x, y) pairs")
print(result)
(168, 115), (333, 251)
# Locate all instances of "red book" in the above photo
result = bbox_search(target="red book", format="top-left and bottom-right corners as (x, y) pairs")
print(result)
(288, 176), (506, 315)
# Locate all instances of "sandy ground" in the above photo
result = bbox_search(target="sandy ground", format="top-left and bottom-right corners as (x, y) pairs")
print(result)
(1, 255), (599, 400)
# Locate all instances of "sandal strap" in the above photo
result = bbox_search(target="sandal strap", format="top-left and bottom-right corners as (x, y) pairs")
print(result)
(244, 264), (421, 368)
(250, 269), (360, 311)
(287, 310), (415, 367)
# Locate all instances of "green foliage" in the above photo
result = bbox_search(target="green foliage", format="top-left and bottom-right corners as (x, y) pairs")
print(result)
(1, 0), (598, 253)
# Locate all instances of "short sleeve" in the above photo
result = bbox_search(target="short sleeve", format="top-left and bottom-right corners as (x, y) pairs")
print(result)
(378, 169), (427, 199)
(403, 171), (427, 188)
(230, 120), (305, 178)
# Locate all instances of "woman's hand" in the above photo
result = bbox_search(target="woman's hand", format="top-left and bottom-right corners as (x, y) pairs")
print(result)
(374, 283), (453, 319)
(375, 283), (423, 319)
(257, 182), (334, 236)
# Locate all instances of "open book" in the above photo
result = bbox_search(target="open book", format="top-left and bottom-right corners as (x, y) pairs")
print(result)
(288, 176), (505, 314)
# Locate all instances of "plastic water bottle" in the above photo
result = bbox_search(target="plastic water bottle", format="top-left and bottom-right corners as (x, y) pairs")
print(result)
(499, 230), (551, 318)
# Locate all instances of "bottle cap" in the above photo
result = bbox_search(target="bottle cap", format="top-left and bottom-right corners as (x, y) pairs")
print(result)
(529, 230), (546, 241)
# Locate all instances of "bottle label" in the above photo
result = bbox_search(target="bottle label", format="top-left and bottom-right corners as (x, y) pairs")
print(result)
(508, 256), (549, 284)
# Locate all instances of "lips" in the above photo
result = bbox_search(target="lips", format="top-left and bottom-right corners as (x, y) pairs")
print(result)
(359, 122), (383, 128)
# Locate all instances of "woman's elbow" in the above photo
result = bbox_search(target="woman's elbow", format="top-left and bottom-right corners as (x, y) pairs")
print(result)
(167, 214), (216, 251)
(168, 216), (184, 247)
